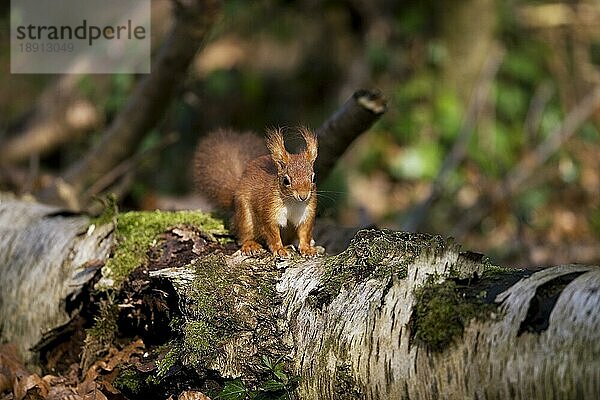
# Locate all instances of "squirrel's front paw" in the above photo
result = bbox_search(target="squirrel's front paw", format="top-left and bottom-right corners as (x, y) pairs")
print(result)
(241, 240), (264, 256)
(299, 244), (317, 257)
(271, 245), (291, 258)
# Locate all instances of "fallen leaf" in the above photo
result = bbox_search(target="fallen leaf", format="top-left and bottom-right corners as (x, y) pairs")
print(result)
(47, 385), (81, 400)
(178, 390), (211, 400)
(0, 344), (28, 394)
(14, 373), (49, 400)
(78, 381), (107, 400)
(104, 340), (145, 372)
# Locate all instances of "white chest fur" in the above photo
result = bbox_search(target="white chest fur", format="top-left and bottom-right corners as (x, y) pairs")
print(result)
(276, 199), (310, 227)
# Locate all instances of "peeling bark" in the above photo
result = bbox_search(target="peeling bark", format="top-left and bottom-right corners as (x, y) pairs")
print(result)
(0, 198), (598, 399)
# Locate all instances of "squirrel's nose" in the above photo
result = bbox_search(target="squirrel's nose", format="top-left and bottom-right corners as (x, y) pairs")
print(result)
(298, 192), (310, 202)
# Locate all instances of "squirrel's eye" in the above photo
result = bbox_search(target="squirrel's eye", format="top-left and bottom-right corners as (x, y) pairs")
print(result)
(311, 173), (315, 183)
(282, 175), (291, 186)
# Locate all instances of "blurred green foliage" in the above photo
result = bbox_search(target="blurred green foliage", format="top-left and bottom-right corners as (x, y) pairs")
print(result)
(2, 0), (599, 265)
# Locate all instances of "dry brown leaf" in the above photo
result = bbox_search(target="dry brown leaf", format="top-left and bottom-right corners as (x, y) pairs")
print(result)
(82, 389), (107, 400)
(178, 391), (211, 400)
(14, 373), (49, 400)
(46, 385), (81, 400)
(97, 378), (119, 396)
(103, 340), (144, 372)
(172, 227), (198, 242)
(81, 364), (100, 389)
(78, 381), (107, 400)
(75, 381), (94, 398)
(76, 340), (147, 400)
(0, 344), (28, 395)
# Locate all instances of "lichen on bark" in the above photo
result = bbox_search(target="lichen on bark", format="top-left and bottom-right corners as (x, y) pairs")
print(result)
(151, 251), (293, 385)
(308, 229), (447, 308)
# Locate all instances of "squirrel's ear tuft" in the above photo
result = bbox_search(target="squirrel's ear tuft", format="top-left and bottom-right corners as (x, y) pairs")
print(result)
(266, 127), (288, 168)
(299, 127), (318, 163)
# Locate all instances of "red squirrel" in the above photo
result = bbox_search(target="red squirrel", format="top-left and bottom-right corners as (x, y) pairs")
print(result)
(194, 127), (318, 257)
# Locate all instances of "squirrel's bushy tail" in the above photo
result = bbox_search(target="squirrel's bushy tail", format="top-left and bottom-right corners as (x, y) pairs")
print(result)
(194, 129), (267, 209)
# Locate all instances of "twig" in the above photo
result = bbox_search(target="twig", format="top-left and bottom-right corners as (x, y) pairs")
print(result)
(0, 77), (100, 164)
(82, 132), (179, 204)
(507, 85), (600, 191)
(452, 84), (600, 237)
(524, 82), (554, 144)
(402, 47), (505, 232)
(315, 89), (387, 183)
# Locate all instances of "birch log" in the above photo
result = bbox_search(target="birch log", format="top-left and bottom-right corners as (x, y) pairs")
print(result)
(276, 232), (600, 399)
(0, 197), (598, 399)
(0, 197), (113, 363)
(150, 231), (599, 399)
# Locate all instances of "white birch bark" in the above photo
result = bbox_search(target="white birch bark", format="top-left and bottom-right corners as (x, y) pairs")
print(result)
(0, 197), (113, 362)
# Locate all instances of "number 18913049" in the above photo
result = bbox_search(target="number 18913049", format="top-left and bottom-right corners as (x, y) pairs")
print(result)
(19, 42), (74, 53)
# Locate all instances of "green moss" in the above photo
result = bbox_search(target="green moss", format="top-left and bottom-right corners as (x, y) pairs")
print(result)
(85, 210), (228, 370)
(161, 251), (284, 379)
(114, 368), (145, 395)
(81, 299), (119, 369)
(181, 320), (220, 366)
(166, 254), (241, 370)
(187, 255), (230, 317)
(481, 263), (514, 278)
(311, 229), (446, 307)
(411, 279), (497, 352)
(86, 299), (118, 343)
(155, 344), (180, 378)
(90, 194), (119, 226)
(99, 210), (227, 288)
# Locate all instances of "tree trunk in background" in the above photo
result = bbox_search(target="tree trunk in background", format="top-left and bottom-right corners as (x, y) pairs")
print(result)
(0, 197), (598, 399)
(440, 0), (497, 103)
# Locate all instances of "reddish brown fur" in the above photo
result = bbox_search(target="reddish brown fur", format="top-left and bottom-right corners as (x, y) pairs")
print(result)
(194, 127), (318, 257)
(193, 129), (266, 209)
